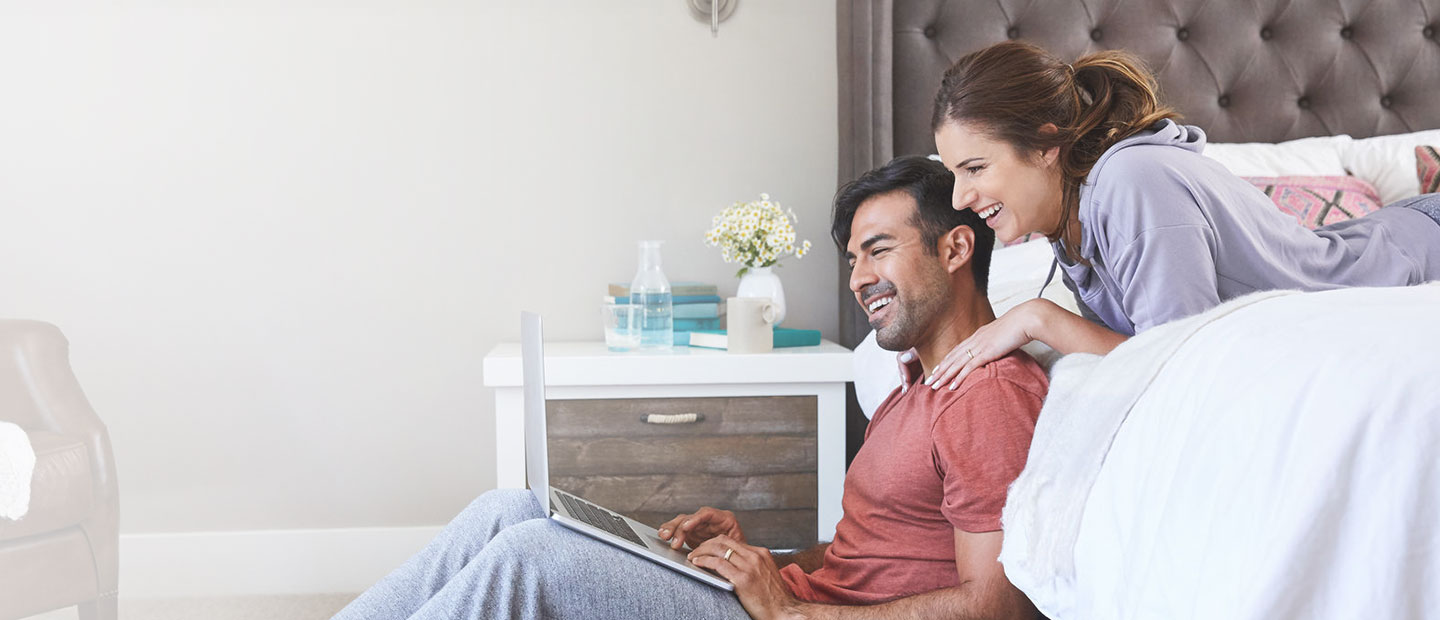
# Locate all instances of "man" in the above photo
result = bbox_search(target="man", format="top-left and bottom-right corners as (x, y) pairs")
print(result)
(333, 155), (1047, 620)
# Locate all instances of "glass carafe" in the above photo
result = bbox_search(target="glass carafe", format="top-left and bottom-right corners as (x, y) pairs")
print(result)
(630, 241), (673, 350)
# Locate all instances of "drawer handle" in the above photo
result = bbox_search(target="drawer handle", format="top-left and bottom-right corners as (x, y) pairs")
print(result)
(642, 413), (704, 425)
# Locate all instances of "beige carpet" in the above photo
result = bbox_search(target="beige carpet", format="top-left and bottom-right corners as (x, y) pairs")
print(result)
(24, 593), (358, 620)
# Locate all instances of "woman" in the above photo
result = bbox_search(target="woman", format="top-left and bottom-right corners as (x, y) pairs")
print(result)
(924, 41), (1440, 389)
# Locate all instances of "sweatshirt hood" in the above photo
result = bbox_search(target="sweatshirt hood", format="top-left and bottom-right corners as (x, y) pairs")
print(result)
(1073, 119), (1207, 258)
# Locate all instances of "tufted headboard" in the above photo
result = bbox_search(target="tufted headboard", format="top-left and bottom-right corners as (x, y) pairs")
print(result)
(835, 0), (1440, 348)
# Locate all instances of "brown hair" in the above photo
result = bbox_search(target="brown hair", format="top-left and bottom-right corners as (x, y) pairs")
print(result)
(931, 41), (1179, 250)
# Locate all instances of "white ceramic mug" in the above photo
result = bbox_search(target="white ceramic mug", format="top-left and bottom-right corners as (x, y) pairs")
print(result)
(727, 297), (779, 354)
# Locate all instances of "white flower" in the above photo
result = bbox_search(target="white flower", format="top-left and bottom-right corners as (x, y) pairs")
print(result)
(703, 193), (812, 270)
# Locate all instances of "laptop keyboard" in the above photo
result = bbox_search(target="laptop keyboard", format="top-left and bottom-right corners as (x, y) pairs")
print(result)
(557, 492), (647, 547)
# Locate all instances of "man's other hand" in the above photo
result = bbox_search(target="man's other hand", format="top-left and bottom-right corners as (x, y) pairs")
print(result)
(658, 507), (746, 551)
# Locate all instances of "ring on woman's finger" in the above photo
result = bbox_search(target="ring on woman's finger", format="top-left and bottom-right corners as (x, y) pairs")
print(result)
(966, 348), (976, 361)
(723, 548), (734, 561)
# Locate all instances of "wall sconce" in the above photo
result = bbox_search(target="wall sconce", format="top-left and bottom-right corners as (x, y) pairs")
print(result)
(688, 0), (736, 37)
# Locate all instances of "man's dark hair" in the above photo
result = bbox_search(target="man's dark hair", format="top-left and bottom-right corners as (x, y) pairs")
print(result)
(831, 155), (995, 294)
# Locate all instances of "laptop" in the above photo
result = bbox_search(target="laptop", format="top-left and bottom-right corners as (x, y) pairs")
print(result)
(521, 312), (734, 591)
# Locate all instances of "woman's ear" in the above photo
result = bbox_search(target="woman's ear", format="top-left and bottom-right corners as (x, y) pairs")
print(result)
(1043, 145), (1061, 167)
(1038, 123), (1062, 167)
(941, 225), (976, 274)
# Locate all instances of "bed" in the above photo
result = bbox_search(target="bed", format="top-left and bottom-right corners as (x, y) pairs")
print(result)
(836, 1), (1440, 617)
(838, 0), (1440, 347)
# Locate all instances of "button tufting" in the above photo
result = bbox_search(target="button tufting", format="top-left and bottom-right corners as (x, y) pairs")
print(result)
(924, 25), (937, 38)
(1340, 26), (1353, 39)
(1177, 27), (1190, 41)
(1090, 28), (1103, 41)
(1298, 96), (1312, 109)
(1218, 94), (1231, 108)
(1424, 25), (1435, 39)
(1260, 26), (1274, 40)
(1007, 26), (1020, 39)
(1381, 95), (1393, 108)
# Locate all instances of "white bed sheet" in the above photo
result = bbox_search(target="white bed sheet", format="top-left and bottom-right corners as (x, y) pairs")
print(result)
(1002, 285), (1440, 619)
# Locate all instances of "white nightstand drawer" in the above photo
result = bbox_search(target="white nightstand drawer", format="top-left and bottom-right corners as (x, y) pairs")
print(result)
(483, 340), (853, 543)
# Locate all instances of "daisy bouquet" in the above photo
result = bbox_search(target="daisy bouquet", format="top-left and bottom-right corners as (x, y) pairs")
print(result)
(703, 193), (813, 277)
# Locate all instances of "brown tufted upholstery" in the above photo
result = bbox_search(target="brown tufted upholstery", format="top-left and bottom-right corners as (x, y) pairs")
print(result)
(836, 0), (1440, 348)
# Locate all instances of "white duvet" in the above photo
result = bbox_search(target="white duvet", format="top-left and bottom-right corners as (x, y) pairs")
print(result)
(1002, 284), (1440, 619)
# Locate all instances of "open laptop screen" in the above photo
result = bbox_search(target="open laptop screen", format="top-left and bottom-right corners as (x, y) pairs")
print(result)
(520, 311), (550, 513)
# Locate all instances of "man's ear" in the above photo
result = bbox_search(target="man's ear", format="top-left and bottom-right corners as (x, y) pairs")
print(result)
(939, 225), (976, 275)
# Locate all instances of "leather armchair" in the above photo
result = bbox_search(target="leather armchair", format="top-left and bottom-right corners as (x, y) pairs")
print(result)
(0, 320), (118, 620)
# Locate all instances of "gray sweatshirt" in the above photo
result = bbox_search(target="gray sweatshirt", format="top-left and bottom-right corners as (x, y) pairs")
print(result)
(1054, 119), (1440, 336)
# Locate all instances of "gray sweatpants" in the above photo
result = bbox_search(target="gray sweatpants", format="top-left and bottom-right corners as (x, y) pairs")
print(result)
(1393, 192), (1440, 227)
(332, 489), (752, 620)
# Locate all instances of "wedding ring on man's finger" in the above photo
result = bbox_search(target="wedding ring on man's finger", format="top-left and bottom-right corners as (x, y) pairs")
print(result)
(723, 548), (734, 561)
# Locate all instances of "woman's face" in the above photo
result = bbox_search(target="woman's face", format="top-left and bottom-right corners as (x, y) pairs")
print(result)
(934, 121), (1064, 244)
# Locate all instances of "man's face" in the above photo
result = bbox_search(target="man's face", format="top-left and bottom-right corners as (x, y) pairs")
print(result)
(845, 191), (956, 351)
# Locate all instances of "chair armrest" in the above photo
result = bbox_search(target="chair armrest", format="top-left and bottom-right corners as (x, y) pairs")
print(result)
(0, 320), (118, 502)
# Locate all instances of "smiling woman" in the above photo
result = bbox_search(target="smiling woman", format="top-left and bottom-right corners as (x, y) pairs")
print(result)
(930, 42), (1178, 254)
(921, 40), (1440, 390)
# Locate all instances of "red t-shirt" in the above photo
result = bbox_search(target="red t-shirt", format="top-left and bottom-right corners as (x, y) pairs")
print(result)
(780, 351), (1047, 604)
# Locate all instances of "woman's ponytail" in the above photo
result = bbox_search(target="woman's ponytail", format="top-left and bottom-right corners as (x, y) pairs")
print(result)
(1067, 50), (1178, 182)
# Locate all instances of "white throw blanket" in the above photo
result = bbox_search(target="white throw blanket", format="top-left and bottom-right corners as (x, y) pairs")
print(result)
(1001, 284), (1440, 619)
(0, 422), (36, 520)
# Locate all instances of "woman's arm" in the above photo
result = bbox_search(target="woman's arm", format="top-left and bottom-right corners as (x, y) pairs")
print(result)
(1024, 298), (1128, 356)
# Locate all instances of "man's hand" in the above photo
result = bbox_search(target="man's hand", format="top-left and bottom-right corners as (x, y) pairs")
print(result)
(689, 535), (803, 620)
(657, 507), (746, 551)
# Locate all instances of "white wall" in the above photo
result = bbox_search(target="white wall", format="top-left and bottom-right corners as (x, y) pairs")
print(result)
(0, 2), (839, 534)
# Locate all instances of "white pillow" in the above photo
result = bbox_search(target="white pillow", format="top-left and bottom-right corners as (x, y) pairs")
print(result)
(1201, 135), (1353, 177)
(1341, 129), (1440, 204)
(852, 239), (1070, 418)
(852, 330), (900, 417)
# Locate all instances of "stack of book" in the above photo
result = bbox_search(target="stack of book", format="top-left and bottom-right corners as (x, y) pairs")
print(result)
(606, 282), (723, 346)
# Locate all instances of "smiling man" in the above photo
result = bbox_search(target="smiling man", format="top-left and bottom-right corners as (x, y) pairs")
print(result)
(671, 155), (1049, 619)
(334, 156), (1048, 620)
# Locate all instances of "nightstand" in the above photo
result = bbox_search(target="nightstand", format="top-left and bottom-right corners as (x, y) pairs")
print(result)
(482, 341), (853, 548)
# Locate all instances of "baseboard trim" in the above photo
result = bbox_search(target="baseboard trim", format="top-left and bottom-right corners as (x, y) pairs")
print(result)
(119, 526), (443, 598)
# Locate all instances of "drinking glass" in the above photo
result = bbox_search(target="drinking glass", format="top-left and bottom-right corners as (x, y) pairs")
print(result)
(601, 302), (642, 351)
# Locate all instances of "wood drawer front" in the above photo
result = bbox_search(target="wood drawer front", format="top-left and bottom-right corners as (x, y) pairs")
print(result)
(546, 395), (818, 549)
(551, 473), (817, 512)
(548, 435), (815, 476)
(546, 396), (816, 438)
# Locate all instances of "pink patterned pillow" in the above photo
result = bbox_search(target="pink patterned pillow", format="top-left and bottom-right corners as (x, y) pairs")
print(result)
(1243, 175), (1383, 229)
(1419, 146), (1440, 194)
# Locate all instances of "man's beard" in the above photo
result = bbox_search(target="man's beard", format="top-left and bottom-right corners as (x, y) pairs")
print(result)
(868, 271), (950, 352)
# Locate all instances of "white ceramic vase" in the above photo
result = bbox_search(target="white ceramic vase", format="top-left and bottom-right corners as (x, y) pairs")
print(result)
(736, 266), (786, 326)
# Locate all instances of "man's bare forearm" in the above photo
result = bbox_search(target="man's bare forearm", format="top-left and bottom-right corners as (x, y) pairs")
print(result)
(787, 578), (1038, 620)
(771, 543), (830, 573)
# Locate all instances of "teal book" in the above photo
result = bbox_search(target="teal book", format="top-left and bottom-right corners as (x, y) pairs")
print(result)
(610, 282), (718, 297)
(672, 304), (720, 319)
(674, 317), (721, 331)
(687, 328), (822, 350)
(605, 295), (723, 305)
